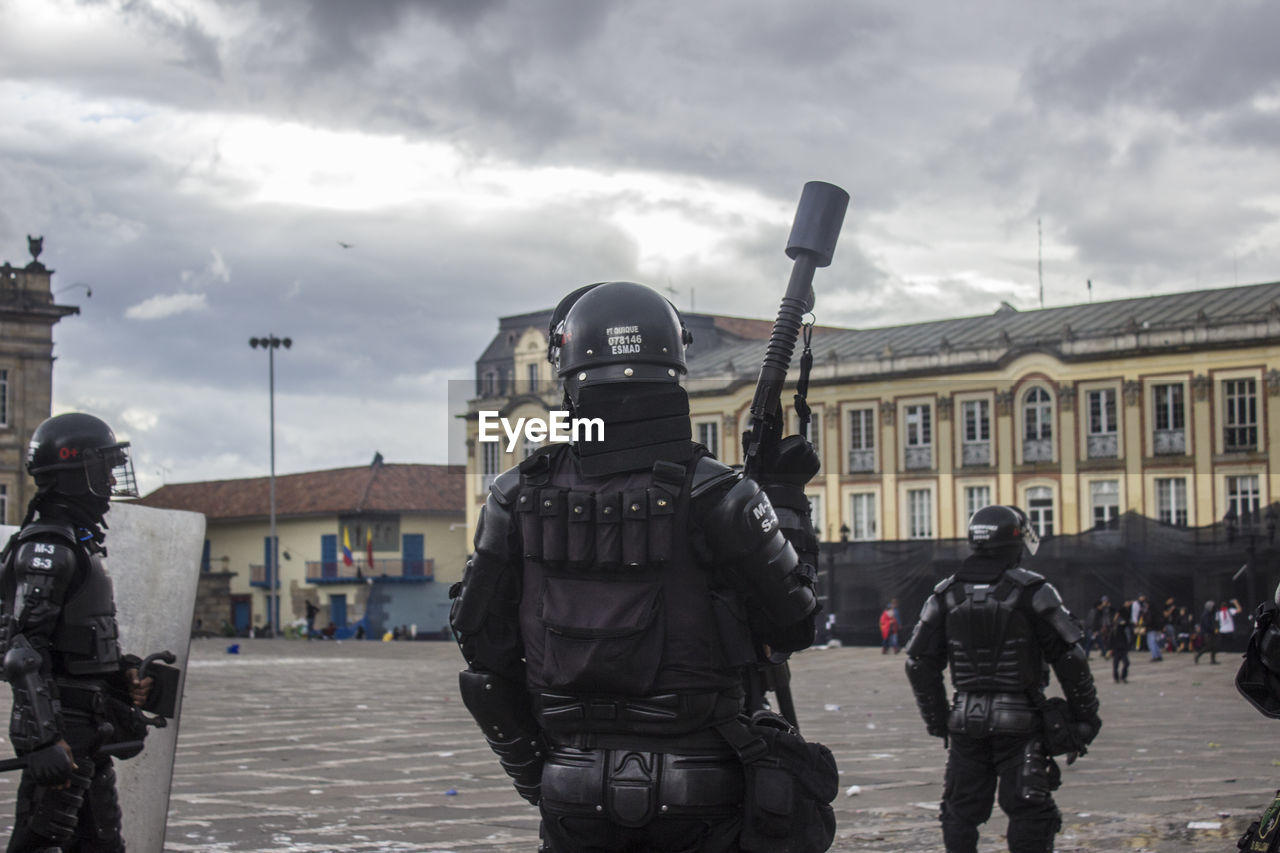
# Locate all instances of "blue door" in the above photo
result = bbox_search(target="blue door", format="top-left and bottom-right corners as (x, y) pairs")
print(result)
(321, 534), (337, 579)
(402, 534), (425, 577)
(232, 598), (251, 634)
(330, 594), (348, 628)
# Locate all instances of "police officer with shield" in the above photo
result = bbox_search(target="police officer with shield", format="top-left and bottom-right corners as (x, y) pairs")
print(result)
(0, 413), (155, 852)
(450, 282), (828, 852)
(904, 505), (1101, 853)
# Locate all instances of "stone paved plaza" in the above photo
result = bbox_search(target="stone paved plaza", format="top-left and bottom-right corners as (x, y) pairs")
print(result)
(0, 637), (1274, 852)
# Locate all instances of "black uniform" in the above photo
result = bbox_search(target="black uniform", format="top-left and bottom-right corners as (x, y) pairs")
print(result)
(450, 282), (823, 853)
(904, 505), (1100, 853)
(1, 413), (146, 852)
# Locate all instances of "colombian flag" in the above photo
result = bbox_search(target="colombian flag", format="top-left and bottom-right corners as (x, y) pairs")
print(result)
(341, 527), (354, 567)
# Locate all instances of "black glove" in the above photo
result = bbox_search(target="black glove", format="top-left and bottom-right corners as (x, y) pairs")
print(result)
(758, 434), (821, 489)
(27, 741), (73, 786)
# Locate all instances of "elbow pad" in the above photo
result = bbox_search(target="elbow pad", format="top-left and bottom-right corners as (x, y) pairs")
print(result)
(905, 656), (949, 737)
(450, 496), (517, 637)
(3, 635), (62, 751)
(1051, 643), (1100, 725)
(703, 477), (816, 628)
(459, 669), (544, 805)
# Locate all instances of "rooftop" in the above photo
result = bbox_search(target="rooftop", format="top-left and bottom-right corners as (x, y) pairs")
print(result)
(135, 462), (465, 521)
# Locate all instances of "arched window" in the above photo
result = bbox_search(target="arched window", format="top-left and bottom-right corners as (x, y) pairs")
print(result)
(1024, 388), (1053, 440)
(1022, 387), (1053, 462)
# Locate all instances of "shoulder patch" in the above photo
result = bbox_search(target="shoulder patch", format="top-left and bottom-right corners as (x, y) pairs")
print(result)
(690, 456), (738, 499)
(15, 538), (78, 577)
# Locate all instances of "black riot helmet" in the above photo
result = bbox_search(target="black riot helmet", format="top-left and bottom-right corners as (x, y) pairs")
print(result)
(27, 413), (138, 499)
(968, 504), (1040, 557)
(546, 281), (692, 405)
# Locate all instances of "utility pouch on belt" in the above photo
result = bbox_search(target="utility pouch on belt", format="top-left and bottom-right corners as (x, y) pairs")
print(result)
(716, 711), (837, 853)
(1239, 790), (1280, 852)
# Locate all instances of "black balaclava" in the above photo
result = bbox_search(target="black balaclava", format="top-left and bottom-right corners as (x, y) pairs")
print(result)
(568, 382), (693, 477)
(954, 543), (1023, 584)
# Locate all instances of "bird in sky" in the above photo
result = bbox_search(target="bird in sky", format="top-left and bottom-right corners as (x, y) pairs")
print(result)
(337, 241), (353, 249)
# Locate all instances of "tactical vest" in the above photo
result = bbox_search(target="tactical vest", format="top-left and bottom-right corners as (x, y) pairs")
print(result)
(941, 568), (1046, 694)
(0, 521), (122, 677)
(514, 444), (752, 735)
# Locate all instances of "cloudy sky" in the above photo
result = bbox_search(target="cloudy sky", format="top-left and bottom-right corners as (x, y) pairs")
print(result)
(3, 0), (1278, 494)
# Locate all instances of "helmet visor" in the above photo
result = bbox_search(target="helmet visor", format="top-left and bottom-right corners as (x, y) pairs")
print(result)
(85, 443), (138, 498)
(1021, 520), (1041, 556)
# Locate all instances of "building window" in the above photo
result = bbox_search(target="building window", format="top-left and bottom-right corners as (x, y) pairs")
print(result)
(1227, 474), (1262, 522)
(807, 493), (824, 541)
(791, 409), (822, 462)
(904, 404), (932, 470)
(907, 488), (933, 539)
(1023, 387), (1053, 461)
(481, 371), (497, 397)
(696, 421), (719, 458)
(527, 363), (539, 393)
(850, 493), (876, 540)
(1224, 379), (1258, 452)
(964, 485), (991, 524)
(848, 408), (875, 473)
(1155, 477), (1188, 527)
(1153, 383), (1186, 455)
(1090, 480), (1120, 529)
(481, 441), (500, 490)
(1086, 388), (1118, 459)
(0, 369), (7, 427)
(1027, 486), (1054, 537)
(961, 399), (991, 466)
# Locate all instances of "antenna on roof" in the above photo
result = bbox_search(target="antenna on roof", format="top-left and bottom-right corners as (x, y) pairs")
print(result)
(1087, 279), (1092, 303)
(1038, 217), (1044, 310)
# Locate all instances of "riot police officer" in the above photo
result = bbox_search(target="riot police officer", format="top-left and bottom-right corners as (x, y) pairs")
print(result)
(450, 282), (824, 852)
(904, 505), (1101, 853)
(0, 413), (153, 852)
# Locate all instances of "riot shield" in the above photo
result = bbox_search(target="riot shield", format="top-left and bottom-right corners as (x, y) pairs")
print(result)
(1, 501), (205, 851)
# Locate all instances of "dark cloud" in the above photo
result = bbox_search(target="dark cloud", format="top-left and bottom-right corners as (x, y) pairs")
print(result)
(4, 0), (1280, 489)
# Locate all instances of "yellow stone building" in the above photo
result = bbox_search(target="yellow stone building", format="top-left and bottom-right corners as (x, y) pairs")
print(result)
(466, 281), (1280, 544)
(139, 461), (467, 638)
(0, 239), (80, 525)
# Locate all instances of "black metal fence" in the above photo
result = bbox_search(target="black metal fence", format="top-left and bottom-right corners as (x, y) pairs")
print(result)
(816, 510), (1279, 650)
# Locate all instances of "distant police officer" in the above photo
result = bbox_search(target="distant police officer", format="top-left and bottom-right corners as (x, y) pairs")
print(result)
(0, 413), (153, 852)
(904, 505), (1101, 853)
(450, 282), (823, 852)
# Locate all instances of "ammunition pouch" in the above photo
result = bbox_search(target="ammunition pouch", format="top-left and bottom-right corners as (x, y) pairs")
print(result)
(716, 711), (838, 853)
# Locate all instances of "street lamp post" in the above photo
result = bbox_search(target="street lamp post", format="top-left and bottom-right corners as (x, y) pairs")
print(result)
(250, 334), (292, 637)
